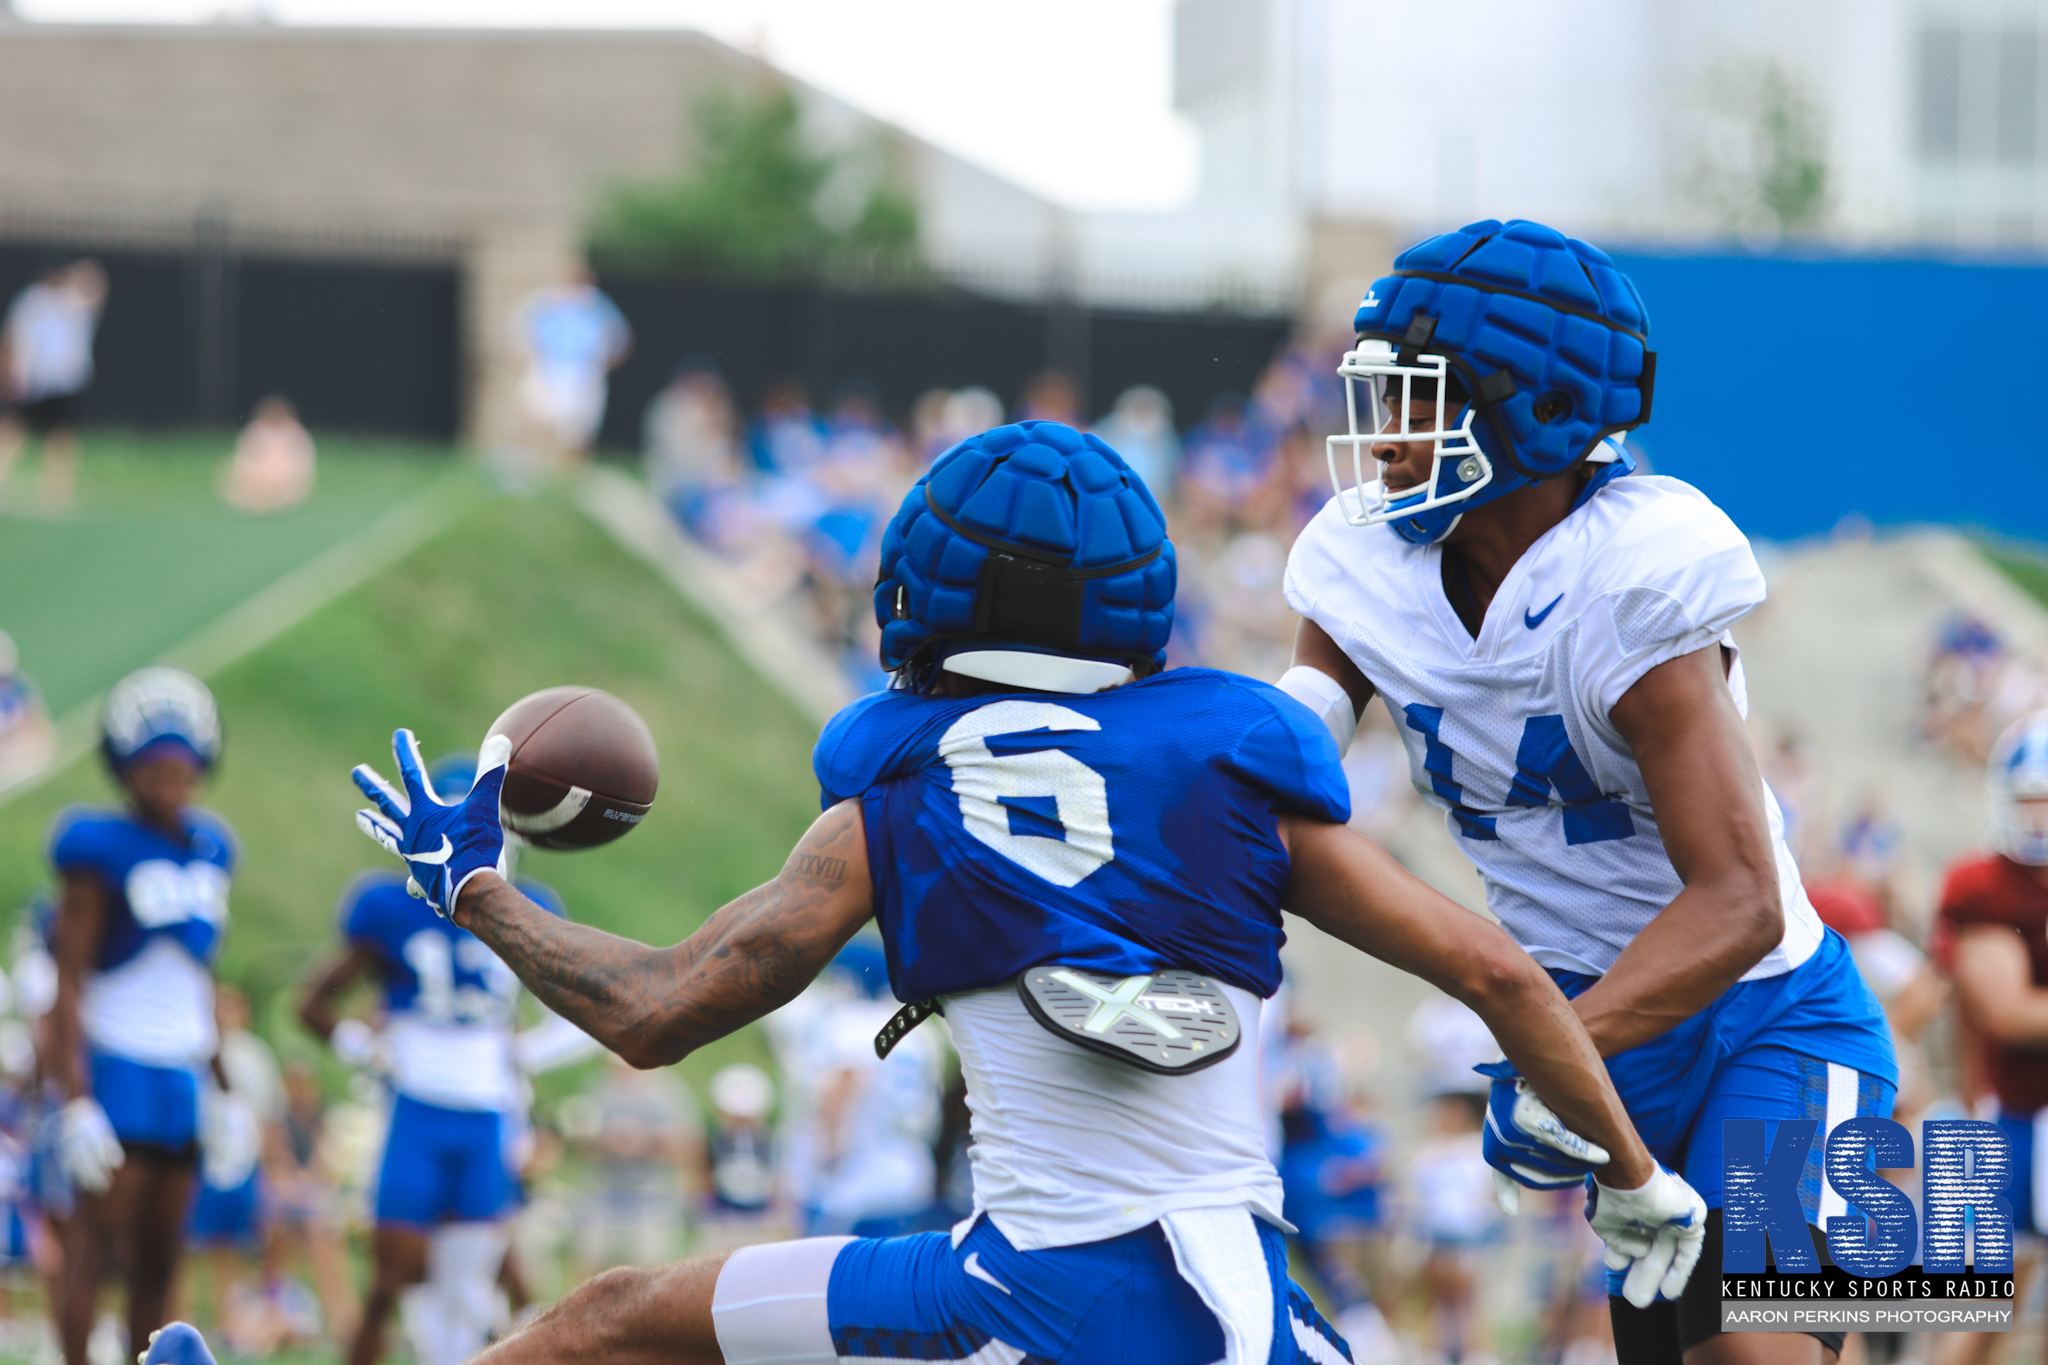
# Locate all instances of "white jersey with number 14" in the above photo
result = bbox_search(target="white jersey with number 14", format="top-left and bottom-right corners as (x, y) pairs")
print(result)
(1284, 473), (1822, 981)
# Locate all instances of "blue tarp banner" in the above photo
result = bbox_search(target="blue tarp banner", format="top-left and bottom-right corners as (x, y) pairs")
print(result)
(1610, 251), (2048, 544)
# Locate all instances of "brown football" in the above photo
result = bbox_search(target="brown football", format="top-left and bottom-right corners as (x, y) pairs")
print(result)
(485, 687), (659, 850)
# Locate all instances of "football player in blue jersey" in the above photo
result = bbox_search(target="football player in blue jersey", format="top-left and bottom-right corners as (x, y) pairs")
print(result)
(309, 419), (1705, 1365)
(1281, 219), (1897, 1365)
(298, 754), (597, 1365)
(43, 667), (233, 1365)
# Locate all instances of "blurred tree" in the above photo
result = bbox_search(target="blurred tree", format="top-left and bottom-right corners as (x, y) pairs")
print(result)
(1753, 66), (1828, 235)
(1686, 60), (1829, 240)
(590, 86), (921, 282)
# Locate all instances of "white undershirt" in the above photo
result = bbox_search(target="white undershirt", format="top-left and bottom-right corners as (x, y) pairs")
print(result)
(943, 982), (1285, 1251)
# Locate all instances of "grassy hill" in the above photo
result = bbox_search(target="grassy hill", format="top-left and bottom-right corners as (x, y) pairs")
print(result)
(0, 479), (824, 1096)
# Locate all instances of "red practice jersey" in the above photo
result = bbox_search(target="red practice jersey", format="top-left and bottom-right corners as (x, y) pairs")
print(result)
(1935, 852), (2048, 1113)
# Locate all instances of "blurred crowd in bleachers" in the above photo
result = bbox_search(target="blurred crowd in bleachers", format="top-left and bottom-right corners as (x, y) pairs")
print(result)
(639, 323), (1355, 692)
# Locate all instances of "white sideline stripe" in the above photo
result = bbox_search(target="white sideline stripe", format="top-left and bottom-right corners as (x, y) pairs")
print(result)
(574, 467), (853, 726)
(0, 470), (477, 808)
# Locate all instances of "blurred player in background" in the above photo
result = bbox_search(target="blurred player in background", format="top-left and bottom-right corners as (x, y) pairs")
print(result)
(517, 262), (631, 468)
(1283, 218), (1897, 1365)
(796, 938), (942, 1239)
(183, 985), (281, 1341)
(330, 420), (1702, 1365)
(1931, 710), (2048, 1365)
(0, 258), (106, 511)
(1271, 1002), (1395, 1362)
(298, 754), (597, 1365)
(44, 667), (231, 1365)
(0, 630), (56, 794)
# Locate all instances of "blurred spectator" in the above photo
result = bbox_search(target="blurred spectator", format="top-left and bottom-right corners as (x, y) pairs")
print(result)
(642, 359), (741, 516)
(0, 632), (55, 794)
(747, 378), (828, 476)
(564, 1056), (703, 1273)
(0, 258), (105, 511)
(1406, 1090), (1501, 1365)
(1406, 995), (1497, 1101)
(695, 1064), (779, 1255)
(517, 262), (631, 466)
(220, 397), (316, 514)
(1180, 394), (1281, 537)
(1020, 370), (1080, 425)
(1092, 385), (1180, 498)
(265, 1061), (354, 1343)
(1761, 729), (1821, 871)
(1922, 613), (2048, 765)
(1272, 1008), (1398, 1364)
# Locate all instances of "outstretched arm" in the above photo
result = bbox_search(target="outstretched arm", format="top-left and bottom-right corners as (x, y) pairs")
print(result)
(450, 800), (874, 1069)
(1280, 814), (1652, 1189)
(1571, 645), (1783, 1057)
(298, 943), (376, 1043)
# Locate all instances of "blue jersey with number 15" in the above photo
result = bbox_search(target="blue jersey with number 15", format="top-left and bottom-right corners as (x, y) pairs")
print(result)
(814, 668), (1350, 1004)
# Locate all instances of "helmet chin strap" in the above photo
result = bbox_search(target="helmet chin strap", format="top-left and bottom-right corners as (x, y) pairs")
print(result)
(942, 649), (1133, 695)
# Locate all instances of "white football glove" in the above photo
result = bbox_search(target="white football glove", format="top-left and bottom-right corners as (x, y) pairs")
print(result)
(59, 1096), (124, 1195)
(1587, 1165), (1709, 1309)
(329, 1017), (380, 1070)
(199, 1091), (262, 1191)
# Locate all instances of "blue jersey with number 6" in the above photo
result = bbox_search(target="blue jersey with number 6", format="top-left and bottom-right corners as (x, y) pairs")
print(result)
(814, 668), (1349, 1004)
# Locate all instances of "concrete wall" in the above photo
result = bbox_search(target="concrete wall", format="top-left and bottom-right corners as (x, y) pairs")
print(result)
(0, 23), (1065, 442)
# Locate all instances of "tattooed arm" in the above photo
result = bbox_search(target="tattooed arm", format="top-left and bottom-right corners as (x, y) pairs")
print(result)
(449, 800), (874, 1069)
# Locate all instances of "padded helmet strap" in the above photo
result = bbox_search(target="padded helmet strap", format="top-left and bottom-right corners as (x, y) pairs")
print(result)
(922, 483), (1162, 656)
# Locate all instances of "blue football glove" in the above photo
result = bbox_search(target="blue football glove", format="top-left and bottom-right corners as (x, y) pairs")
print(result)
(352, 730), (511, 917)
(1476, 1059), (1611, 1209)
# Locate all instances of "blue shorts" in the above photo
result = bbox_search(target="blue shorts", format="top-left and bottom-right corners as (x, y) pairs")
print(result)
(374, 1094), (510, 1228)
(91, 1051), (200, 1152)
(1552, 928), (1896, 1213)
(189, 1169), (263, 1246)
(711, 1214), (1352, 1364)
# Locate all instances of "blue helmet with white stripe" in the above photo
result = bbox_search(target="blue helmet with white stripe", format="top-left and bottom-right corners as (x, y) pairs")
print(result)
(1328, 218), (1658, 545)
(874, 421), (1175, 693)
(1989, 711), (2048, 865)
(100, 666), (221, 775)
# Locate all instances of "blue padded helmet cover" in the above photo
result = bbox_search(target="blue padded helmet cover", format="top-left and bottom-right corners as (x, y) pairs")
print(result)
(1354, 218), (1653, 483)
(874, 421), (1175, 680)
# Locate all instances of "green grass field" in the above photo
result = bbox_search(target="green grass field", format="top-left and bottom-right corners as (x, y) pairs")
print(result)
(0, 449), (823, 1101)
(0, 435), (452, 716)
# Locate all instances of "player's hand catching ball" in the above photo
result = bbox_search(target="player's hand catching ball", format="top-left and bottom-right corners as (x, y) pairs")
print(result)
(1587, 1164), (1708, 1309)
(353, 729), (509, 917)
(1475, 1060), (1611, 1213)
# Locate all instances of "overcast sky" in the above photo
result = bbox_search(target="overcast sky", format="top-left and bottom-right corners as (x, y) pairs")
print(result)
(12, 0), (1201, 211)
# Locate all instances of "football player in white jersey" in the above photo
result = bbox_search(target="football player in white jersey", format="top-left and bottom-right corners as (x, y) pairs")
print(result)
(1279, 219), (1896, 1365)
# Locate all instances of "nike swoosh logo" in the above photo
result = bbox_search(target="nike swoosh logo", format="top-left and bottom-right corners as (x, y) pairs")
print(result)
(962, 1252), (1011, 1295)
(410, 835), (454, 865)
(1524, 594), (1564, 630)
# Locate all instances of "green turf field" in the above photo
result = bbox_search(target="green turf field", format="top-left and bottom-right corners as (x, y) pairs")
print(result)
(0, 435), (453, 717)
(0, 466), (823, 1098)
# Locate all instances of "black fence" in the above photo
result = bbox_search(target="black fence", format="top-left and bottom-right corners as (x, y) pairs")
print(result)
(0, 237), (462, 440)
(593, 274), (1296, 450)
(0, 237), (1294, 447)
